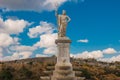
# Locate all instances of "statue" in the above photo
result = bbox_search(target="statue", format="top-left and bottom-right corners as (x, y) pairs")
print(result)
(55, 9), (71, 37)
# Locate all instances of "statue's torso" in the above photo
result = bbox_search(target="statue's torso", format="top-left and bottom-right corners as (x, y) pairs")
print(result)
(60, 15), (67, 24)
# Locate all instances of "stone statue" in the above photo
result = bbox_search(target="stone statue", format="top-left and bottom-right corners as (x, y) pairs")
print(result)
(55, 9), (71, 37)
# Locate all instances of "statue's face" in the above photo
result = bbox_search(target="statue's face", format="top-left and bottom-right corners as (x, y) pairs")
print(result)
(62, 10), (66, 15)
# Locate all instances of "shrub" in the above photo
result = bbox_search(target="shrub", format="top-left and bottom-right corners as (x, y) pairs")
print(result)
(0, 68), (13, 80)
(19, 66), (32, 78)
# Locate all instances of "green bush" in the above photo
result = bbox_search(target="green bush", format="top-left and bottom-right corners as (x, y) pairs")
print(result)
(19, 66), (32, 78)
(0, 68), (13, 80)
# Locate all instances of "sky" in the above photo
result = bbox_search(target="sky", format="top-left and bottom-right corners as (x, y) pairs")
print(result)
(0, 0), (120, 62)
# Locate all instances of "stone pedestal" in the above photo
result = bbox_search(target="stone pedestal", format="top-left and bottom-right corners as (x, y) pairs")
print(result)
(51, 37), (76, 80)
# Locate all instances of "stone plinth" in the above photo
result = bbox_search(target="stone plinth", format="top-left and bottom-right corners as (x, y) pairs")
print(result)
(52, 37), (76, 80)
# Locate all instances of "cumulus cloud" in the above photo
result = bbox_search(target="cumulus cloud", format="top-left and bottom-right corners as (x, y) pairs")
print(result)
(28, 21), (55, 38)
(10, 45), (37, 52)
(73, 50), (103, 59)
(98, 55), (120, 62)
(2, 51), (32, 61)
(71, 48), (119, 62)
(0, 0), (67, 12)
(1, 21), (57, 61)
(3, 44), (37, 61)
(43, 47), (57, 54)
(0, 0), (84, 12)
(0, 48), (3, 57)
(0, 30), (31, 61)
(19, 51), (32, 59)
(1, 45), (36, 61)
(77, 39), (89, 43)
(72, 48), (117, 59)
(28, 21), (58, 55)
(0, 53), (2, 58)
(0, 48), (3, 52)
(16, 46), (36, 52)
(34, 33), (57, 54)
(0, 17), (33, 61)
(13, 37), (20, 45)
(34, 33), (57, 48)
(0, 33), (21, 60)
(0, 18), (30, 34)
(0, 18), (33, 61)
(102, 48), (117, 54)
(0, 33), (14, 47)
(36, 54), (49, 57)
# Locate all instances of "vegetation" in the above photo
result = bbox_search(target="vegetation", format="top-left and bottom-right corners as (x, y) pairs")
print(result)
(0, 58), (120, 80)
(0, 67), (13, 80)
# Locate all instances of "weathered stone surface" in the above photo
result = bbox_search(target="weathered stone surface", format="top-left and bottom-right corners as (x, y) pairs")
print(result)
(52, 37), (76, 80)
(46, 66), (55, 70)
(55, 10), (71, 37)
(43, 71), (53, 75)
(52, 76), (76, 80)
(76, 77), (85, 80)
(55, 37), (71, 44)
(40, 76), (50, 80)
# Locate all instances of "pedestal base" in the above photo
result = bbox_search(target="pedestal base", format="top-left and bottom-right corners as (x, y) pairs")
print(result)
(52, 37), (76, 80)
(52, 63), (76, 80)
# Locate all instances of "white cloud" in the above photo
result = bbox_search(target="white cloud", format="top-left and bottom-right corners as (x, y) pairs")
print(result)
(0, 48), (3, 57)
(0, 33), (35, 61)
(0, 33), (14, 47)
(73, 50), (103, 59)
(70, 53), (75, 57)
(2, 44), (37, 61)
(28, 21), (58, 55)
(72, 48), (117, 60)
(0, 18), (30, 34)
(28, 21), (55, 38)
(0, 53), (3, 58)
(19, 51), (32, 59)
(0, 16), (33, 60)
(34, 33), (57, 48)
(109, 55), (120, 62)
(0, 47), (3, 52)
(77, 39), (89, 43)
(1, 45), (35, 61)
(34, 33), (57, 54)
(14, 45), (36, 52)
(43, 47), (57, 54)
(71, 48), (119, 62)
(98, 55), (120, 62)
(2, 51), (32, 61)
(102, 48), (117, 54)
(36, 54), (48, 57)
(0, 21), (57, 61)
(13, 37), (20, 45)
(0, 0), (67, 12)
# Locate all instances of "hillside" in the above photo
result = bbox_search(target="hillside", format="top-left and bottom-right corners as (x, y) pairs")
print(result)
(0, 57), (120, 80)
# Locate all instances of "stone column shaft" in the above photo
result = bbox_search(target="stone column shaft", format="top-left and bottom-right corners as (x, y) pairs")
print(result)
(52, 37), (76, 80)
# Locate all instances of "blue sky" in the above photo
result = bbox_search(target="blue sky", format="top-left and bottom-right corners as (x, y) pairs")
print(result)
(0, 0), (120, 62)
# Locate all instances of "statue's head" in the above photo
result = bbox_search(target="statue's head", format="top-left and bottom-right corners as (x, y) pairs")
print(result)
(62, 10), (66, 15)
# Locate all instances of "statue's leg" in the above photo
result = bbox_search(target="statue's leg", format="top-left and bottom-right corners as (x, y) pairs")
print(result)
(59, 25), (62, 37)
(63, 24), (67, 37)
